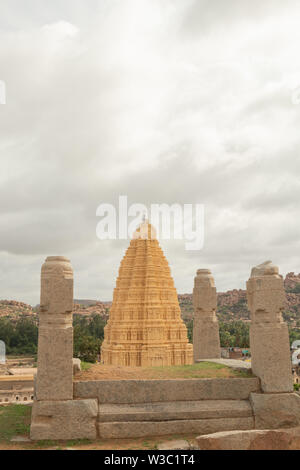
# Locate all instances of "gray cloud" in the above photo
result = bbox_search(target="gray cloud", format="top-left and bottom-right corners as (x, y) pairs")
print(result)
(0, 0), (300, 304)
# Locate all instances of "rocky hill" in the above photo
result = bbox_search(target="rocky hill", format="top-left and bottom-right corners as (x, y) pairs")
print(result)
(1, 273), (300, 326)
(179, 272), (300, 326)
(0, 300), (111, 322)
(73, 302), (111, 321)
(0, 300), (38, 322)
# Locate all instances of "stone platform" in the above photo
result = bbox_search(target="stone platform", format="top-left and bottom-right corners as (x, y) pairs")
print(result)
(74, 377), (260, 439)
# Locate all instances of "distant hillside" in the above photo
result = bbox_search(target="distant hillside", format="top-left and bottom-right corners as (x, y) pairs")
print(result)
(0, 300), (111, 322)
(73, 301), (111, 321)
(1, 272), (300, 326)
(0, 300), (38, 323)
(179, 272), (300, 327)
(74, 299), (101, 306)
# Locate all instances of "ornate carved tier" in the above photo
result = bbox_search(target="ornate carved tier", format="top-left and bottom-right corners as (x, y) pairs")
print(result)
(101, 222), (193, 367)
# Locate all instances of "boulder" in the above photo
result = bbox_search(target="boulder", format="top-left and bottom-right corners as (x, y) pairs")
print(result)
(250, 392), (300, 429)
(73, 358), (82, 375)
(157, 440), (191, 450)
(197, 428), (300, 450)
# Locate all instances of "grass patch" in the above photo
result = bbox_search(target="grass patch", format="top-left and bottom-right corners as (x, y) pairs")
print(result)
(0, 405), (31, 441)
(65, 439), (92, 447)
(81, 362), (93, 372)
(77, 360), (254, 381)
(149, 361), (253, 379)
(33, 440), (59, 449)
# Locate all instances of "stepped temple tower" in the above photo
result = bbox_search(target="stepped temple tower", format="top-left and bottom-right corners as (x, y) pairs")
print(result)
(101, 221), (193, 367)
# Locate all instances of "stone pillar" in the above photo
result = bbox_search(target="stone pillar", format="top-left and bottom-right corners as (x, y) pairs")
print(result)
(193, 269), (221, 361)
(36, 256), (74, 401)
(31, 256), (98, 440)
(247, 261), (293, 393)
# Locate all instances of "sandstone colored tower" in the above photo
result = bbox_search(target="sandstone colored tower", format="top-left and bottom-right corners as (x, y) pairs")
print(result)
(193, 269), (221, 361)
(101, 221), (193, 367)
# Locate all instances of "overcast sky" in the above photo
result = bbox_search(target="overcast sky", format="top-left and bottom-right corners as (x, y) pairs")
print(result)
(1, 0), (300, 305)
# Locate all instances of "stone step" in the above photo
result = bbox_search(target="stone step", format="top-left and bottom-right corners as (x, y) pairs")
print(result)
(99, 399), (253, 422)
(98, 416), (255, 439)
(74, 377), (260, 403)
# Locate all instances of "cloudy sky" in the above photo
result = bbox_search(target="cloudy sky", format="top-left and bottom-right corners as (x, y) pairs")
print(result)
(1, 0), (300, 305)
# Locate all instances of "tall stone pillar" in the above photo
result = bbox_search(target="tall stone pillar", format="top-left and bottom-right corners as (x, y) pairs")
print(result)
(36, 256), (74, 401)
(193, 269), (221, 361)
(31, 256), (98, 440)
(247, 261), (293, 393)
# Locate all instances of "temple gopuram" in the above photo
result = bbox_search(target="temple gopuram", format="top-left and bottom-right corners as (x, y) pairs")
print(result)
(101, 221), (193, 367)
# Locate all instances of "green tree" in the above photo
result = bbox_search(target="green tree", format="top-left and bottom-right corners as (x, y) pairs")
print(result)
(219, 321), (249, 348)
(73, 314), (106, 363)
(0, 318), (38, 355)
(73, 326), (101, 363)
(289, 328), (300, 346)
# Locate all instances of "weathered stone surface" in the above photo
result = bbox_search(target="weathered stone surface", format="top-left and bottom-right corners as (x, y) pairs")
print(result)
(247, 261), (293, 393)
(196, 429), (294, 450)
(193, 269), (220, 361)
(250, 392), (300, 429)
(30, 399), (98, 441)
(36, 327), (73, 401)
(98, 416), (254, 439)
(157, 440), (191, 450)
(101, 221), (193, 367)
(73, 358), (81, 375)
(10, 436), (31, 443)
(40, 256), (74, 315)
(250, 324), (293, 393)
(99, 399), (253, 422)
(74, 377), (261, 403)
(36, 257), (74, 401)
(30, 257), (98, 442)
(250, 260), (278, 278)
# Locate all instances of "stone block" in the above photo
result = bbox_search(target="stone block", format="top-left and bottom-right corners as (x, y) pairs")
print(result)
(193, 269), (220, 361)
(196, 429), (293, 450)
(193, 320), (221, 360)
(74, 377), (261, 403)
(98, 417), (254, 439)
(250, 324), (293, 393)
(36, 326), (73, 400)
(73, 358), (82, 375)
(99, 399), (253, 422)
(30, 399), (98, 441)
(250, 392), (300, 429)
(40, 256), (73, 315)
